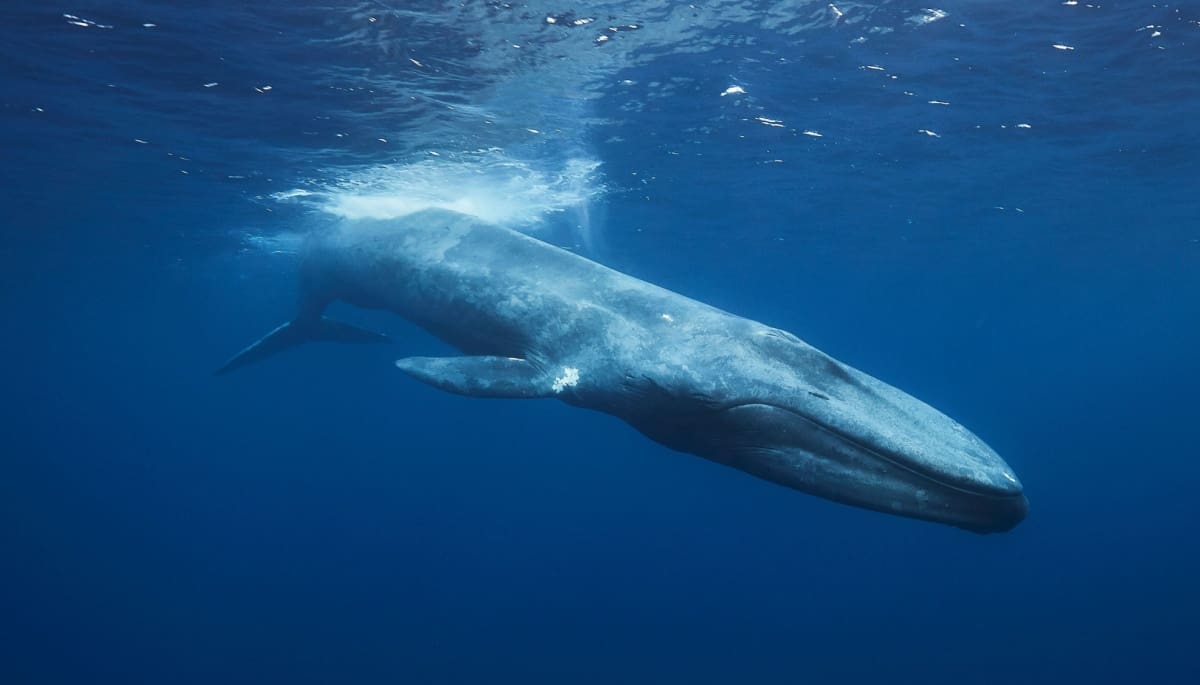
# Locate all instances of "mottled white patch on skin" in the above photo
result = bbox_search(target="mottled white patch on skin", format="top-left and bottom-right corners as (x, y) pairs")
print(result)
(552, 367), (580, 393)
(660, 313), (674, 323)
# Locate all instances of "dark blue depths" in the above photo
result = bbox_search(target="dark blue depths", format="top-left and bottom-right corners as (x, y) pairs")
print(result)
(1, 2), (1198, 684)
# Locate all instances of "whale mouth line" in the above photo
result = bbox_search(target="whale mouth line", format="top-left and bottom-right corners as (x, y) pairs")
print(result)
(726, 402), (1022, 500)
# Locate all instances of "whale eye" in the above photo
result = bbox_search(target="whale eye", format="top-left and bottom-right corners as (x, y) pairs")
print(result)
(808, 391), (830, 401)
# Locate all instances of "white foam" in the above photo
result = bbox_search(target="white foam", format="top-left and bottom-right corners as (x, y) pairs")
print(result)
(908, 9), (948, 26)
(278, 150), (602, 230)
(239, 231), (304, 255)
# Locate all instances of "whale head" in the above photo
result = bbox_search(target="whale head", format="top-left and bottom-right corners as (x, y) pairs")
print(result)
(631, 327), (1027, 533)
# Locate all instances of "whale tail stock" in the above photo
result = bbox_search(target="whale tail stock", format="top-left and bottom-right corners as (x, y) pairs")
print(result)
(215, 315), (389, 376)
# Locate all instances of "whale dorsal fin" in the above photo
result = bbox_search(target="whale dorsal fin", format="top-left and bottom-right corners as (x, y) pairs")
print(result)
(395, 356), (557, 399)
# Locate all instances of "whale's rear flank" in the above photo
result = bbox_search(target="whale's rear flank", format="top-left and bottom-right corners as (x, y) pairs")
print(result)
(215, 316), (389, 375)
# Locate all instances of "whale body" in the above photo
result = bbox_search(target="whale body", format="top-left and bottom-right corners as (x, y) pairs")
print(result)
(219, 209), (1027, 532)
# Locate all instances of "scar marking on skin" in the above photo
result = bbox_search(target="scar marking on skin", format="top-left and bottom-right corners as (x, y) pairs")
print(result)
(552, 367), (580, 393)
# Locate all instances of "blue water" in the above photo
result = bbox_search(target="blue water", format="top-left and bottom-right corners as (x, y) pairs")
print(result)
(2, 1), (1198, 682)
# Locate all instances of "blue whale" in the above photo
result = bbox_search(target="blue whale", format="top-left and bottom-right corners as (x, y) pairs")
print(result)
(219, 209), (1027, 532)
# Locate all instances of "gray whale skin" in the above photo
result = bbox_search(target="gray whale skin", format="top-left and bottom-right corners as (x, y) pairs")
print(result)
(219, 209), (1027, 533)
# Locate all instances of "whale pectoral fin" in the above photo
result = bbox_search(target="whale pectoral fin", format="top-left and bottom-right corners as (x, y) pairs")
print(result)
(395, 356), (553, 399)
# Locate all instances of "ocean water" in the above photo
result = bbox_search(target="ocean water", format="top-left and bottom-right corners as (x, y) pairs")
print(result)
(2, 1), (1198, 683)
